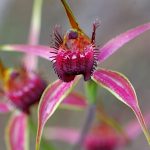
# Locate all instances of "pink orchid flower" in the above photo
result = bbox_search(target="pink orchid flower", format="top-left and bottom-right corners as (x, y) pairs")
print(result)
(0, 1), (87, 150)
(44, 111), (150, 150)
(0, 0), (46, 149)
(0, 0), (150, 149)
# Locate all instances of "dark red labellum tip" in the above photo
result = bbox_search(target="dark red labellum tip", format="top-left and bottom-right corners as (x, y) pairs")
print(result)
(6, 71), (46, 113)
(84, 124), (120, 150)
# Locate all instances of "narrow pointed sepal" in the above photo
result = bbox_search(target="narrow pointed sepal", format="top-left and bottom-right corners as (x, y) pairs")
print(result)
(60, 0), (81, 31)
(36, 77), (80, 150)
(92, 68), (150, 144)
(0, 44), (55, 61)
(5, 111), (29, 150)
(98, 22), (150, 63)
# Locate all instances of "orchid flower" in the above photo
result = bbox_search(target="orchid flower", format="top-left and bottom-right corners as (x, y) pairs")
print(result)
(44, 111), (150, 150)
(0, 0), (87, 150)
(0, 0), (46, 149)
(0, 54), (47, 150)
(0, 0), (150, 149)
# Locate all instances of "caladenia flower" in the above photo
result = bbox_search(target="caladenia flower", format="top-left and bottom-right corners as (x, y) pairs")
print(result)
(0, 0), (47, 149)
(0, 0), (88, 150)
(0, 59), (87, 150)
(1, 0), (150, 149)
(0, 59), (48, 150)
(0, 62), (46, 113)
(84, 124), (123, 150)
(44, 111), (150, 150)
(46, 124), (123, 150)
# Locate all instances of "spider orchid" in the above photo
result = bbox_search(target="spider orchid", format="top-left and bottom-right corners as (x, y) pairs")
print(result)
(0, 59), (47, 149)
(0, 0), (46, 149)
(0, 0), (88, 150)
(44, 111), (150, 150)
(0, 0), (150, 149)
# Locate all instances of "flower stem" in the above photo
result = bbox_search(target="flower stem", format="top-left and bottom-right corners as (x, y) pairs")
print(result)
(72, 80), (98, 150)
(72, 104), (96, 150)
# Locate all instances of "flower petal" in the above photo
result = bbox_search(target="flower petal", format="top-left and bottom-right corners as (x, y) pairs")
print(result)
(44, 127), (79, 145)
(98, 22), (150, 62)
(61, 92), (87, 109)
(0, 102), (12, 113)
(36, 77), (80, 150)
(92, 68), (150, 144)
(28, 0), (43, 45)
(0, 44), (55, 61)
(5, 111), (29, 150)
(23, 0), (43, 72)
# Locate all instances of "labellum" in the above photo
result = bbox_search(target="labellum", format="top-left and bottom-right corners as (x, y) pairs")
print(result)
(84, 124), (120, 150)
(50, 25), (99, 82)
(4, 68), (46, 113)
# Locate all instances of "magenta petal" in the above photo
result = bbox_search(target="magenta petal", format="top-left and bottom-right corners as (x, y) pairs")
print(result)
(61, 92), (87, 109)
(44, 127), (79, 145)
(0, 44), (56, 61)
(0, 102), (12, 113)
(6, 112), (28, 150)
(98, 22), (150, 62)
(92, 68), (150, 143)
(36, 77), (80, 150)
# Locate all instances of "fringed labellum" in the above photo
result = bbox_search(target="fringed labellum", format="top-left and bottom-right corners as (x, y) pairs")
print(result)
(85, 124), (120, 150)
(50, 24), (99, 82)
(4, 69), (46, 113)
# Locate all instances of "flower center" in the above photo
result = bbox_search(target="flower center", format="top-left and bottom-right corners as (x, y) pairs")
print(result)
(5, 69), (46, 113)
(85, 124), (119, 150)
(51, 27), (98, 82)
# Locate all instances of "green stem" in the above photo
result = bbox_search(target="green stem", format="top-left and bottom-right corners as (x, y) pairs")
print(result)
(72, 104), (96, 150)
(85, 80), (98, 104)
(72, 80), (98, 150)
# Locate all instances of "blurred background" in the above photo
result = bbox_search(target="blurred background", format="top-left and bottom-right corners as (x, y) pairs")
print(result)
(0, 0), (150, 149)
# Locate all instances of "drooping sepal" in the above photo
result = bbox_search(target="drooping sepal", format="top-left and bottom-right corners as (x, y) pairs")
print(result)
(5, 111), (29, 150)
(92, 68), (150, 144)
(36, 77), (80, 150)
